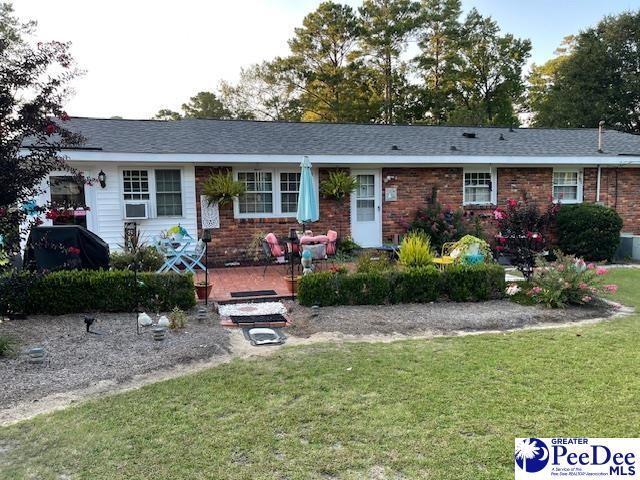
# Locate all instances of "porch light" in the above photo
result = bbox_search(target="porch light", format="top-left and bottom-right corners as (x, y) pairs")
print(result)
(97, 170), (106, 188)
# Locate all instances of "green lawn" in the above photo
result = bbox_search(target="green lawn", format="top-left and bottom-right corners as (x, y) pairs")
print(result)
(1, 271), (639, 479)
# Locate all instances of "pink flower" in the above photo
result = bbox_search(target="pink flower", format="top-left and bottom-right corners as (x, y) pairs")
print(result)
(495, 245), (504, 252)
(581, 295), (592, 303)
(596, 267), (607, 276)
(603, 284), (618, 294)
(496, 235), (507, 245)
(587, 263), (595, 270)
(507, 198), (518, 208)
(59, 112), (70, 121)
(578, 282), (588, 290)
(557, 264), (565, 272)
(531, 286), (542, 295)
(67, 246), (81, 255)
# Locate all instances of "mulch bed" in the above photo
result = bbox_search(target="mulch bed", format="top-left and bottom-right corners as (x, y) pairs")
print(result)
(0, 309), (230, 411)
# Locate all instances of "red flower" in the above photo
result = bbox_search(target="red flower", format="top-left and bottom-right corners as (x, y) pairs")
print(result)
(495, 245), (504, 252)
(59, 112), (70, 122)
(34, 218), (43, 226)
(67, 246), (81, 255)
(507, 198), (518, 208)
(496, 235), (507, 245)
(45, 123), (57, 135)
(45, 210), (60, 220)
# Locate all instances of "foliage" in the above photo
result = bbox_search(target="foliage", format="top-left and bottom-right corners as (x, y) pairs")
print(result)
(355, 249), (392, 274)
(529, 11), (640, 132)
(0, 334), (16, 358)
(319, 171), (358, 201)
(407, 189), (468, 252)
(493, 196), (559, 279)
(358, 0), (421, 123)
(169, 307), (188, 329)
(246, 231), (268, 262)
(181, 91), (233, 119)
(109, 246), (164, 272)
(397, 231), (434, 268)
(0, 8), (83, 258)
(556, 204), (623, 262)
(0, 270), (195, 315)
(202, 172), (246, 206)
(508, 251), (617, 308)
(336, 236), (360, 256)
(298, 263), (504, 306)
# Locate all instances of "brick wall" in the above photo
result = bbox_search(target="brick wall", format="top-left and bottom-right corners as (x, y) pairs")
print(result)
(195, 165), (640, 262)
(195, 166), (350, 263)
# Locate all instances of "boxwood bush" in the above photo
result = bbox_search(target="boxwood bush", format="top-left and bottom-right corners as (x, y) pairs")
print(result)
(556, 204), (623, 261)
(1, 270), (195, 316)
(298, 263), (505, 306)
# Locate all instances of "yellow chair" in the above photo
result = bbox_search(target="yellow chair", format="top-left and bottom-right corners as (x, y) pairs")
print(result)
(432, 242), (457, 270)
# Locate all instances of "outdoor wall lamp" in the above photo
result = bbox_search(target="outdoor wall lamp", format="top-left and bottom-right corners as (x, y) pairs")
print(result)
(97, 170), (106, 188)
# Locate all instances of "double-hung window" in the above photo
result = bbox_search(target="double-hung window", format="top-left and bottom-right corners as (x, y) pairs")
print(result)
(122, 169), (183, 217)
(234, 169), (303, 218)
(463, 168), (495, 205)
(553, 169), (582, 203)
(155, 169), (183, 216)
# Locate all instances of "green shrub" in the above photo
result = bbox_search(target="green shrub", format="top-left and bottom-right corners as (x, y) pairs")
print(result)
(336, 272), (391, 305)
(297, 271), (340, 306)
(557, 203), (623, 261)
(391, 266), (440, 304)
(297, 264), (505, 306)
(440, 263), (505, 301)
(0, 270), (195, 315)
(110, 246), (164, 272)
(356, 250), (392, 274)
(0, 271), (37, 317)
(398, 231), (434, 268)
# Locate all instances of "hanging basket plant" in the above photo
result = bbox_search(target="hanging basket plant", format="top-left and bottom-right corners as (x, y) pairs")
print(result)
(319, 171), (358, 202)
(202, 172), (246, 206)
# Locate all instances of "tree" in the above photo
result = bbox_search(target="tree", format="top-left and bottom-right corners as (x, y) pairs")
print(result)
(219, 62), (300, 121)
(0, 4), (82, 262)
(181, 91), (232, 119)
(277, 1), (379, 122)
(414, 0), (462, 124)
(0, 1), (34, 46)
(358, 0), (420, 123)
(530, 11), (640, 132)
(153, 108), (182, 120)
(449, 9), (530, 125)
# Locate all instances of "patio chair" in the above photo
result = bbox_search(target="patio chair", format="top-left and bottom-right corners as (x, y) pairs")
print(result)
(262, 233), (288, 277)
(432, 242), (457, 270)
(181, 239), (207, 273)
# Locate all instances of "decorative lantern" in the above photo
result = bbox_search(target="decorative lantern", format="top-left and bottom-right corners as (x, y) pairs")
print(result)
(197, 307), (208, 323)
(28, 347), (45, 364)
(97, 170), (106, 188)
(152, 327), (166, 341)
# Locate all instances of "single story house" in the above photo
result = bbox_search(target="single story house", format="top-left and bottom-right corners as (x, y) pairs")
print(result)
(32, 117), (640, 262)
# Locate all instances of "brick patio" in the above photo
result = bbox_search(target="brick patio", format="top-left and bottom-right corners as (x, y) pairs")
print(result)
(197, 264), (295, 302)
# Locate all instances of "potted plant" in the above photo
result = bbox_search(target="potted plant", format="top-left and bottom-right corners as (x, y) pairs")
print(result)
(202, 172), (246, 206)
(283, 274), (302, 294)
(195, 280), (213, 300)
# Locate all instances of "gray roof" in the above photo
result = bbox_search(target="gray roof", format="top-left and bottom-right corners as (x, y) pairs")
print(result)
(56, 117), (640, 157)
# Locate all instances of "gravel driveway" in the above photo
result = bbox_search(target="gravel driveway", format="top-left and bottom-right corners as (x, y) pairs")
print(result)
(0, 309), (230, 411)
(286, 300), (612, 337)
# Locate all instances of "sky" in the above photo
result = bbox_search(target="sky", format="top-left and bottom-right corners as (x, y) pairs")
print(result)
(12, 0), (640, 119)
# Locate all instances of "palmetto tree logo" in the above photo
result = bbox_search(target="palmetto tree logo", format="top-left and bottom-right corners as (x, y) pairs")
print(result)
(515, 438), (550, 473)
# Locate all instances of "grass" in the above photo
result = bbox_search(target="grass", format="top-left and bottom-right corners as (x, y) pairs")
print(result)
(1, 271), (639, 479)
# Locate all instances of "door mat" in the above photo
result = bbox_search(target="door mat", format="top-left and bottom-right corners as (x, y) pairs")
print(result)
(230, 314), (287, 326)
(230, 290), (277, 298)
(219, 302), (291, 328)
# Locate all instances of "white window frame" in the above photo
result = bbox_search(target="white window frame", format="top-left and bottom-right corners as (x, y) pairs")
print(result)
(119, 167), (186, 219)
(463, 167), (497, 206)
(233, 168), (312, 219)
(552, 168), (583, 204)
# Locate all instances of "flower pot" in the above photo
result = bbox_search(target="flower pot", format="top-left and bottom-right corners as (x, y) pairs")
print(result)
(283, 275), (301, 294)
(195, 283), (213, 300)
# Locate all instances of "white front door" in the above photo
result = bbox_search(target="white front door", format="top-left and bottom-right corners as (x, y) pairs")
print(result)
(350, 170), (382, 247)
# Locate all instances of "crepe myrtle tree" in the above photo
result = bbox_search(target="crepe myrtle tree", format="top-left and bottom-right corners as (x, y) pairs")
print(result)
(0, 26), (84, 267)
(493, 195), (559, 279)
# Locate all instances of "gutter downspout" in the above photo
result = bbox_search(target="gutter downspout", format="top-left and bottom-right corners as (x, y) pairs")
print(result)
(596, 165), (601, 203)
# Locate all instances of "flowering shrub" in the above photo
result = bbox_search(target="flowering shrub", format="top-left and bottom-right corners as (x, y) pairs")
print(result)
(507, 251), (617, 308)
(493, 196), (559, 279)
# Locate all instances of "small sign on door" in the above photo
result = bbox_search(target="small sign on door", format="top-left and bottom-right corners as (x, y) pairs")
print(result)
(385, 187), (397, 202)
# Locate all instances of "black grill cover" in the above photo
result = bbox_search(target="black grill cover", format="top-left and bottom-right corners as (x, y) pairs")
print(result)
(24, 226), (110, 272)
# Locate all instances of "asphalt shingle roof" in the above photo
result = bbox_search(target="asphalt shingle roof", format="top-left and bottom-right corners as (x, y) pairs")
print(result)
(58, 117), (640, 157)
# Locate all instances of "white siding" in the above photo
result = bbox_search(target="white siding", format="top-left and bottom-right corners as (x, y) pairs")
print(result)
(39, 163), (197, 251)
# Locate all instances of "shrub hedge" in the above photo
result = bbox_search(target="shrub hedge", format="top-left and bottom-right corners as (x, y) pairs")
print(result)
(297, 263), (505, 306)
(0, 270), (196, 316)
(556, 204), (623, 261)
